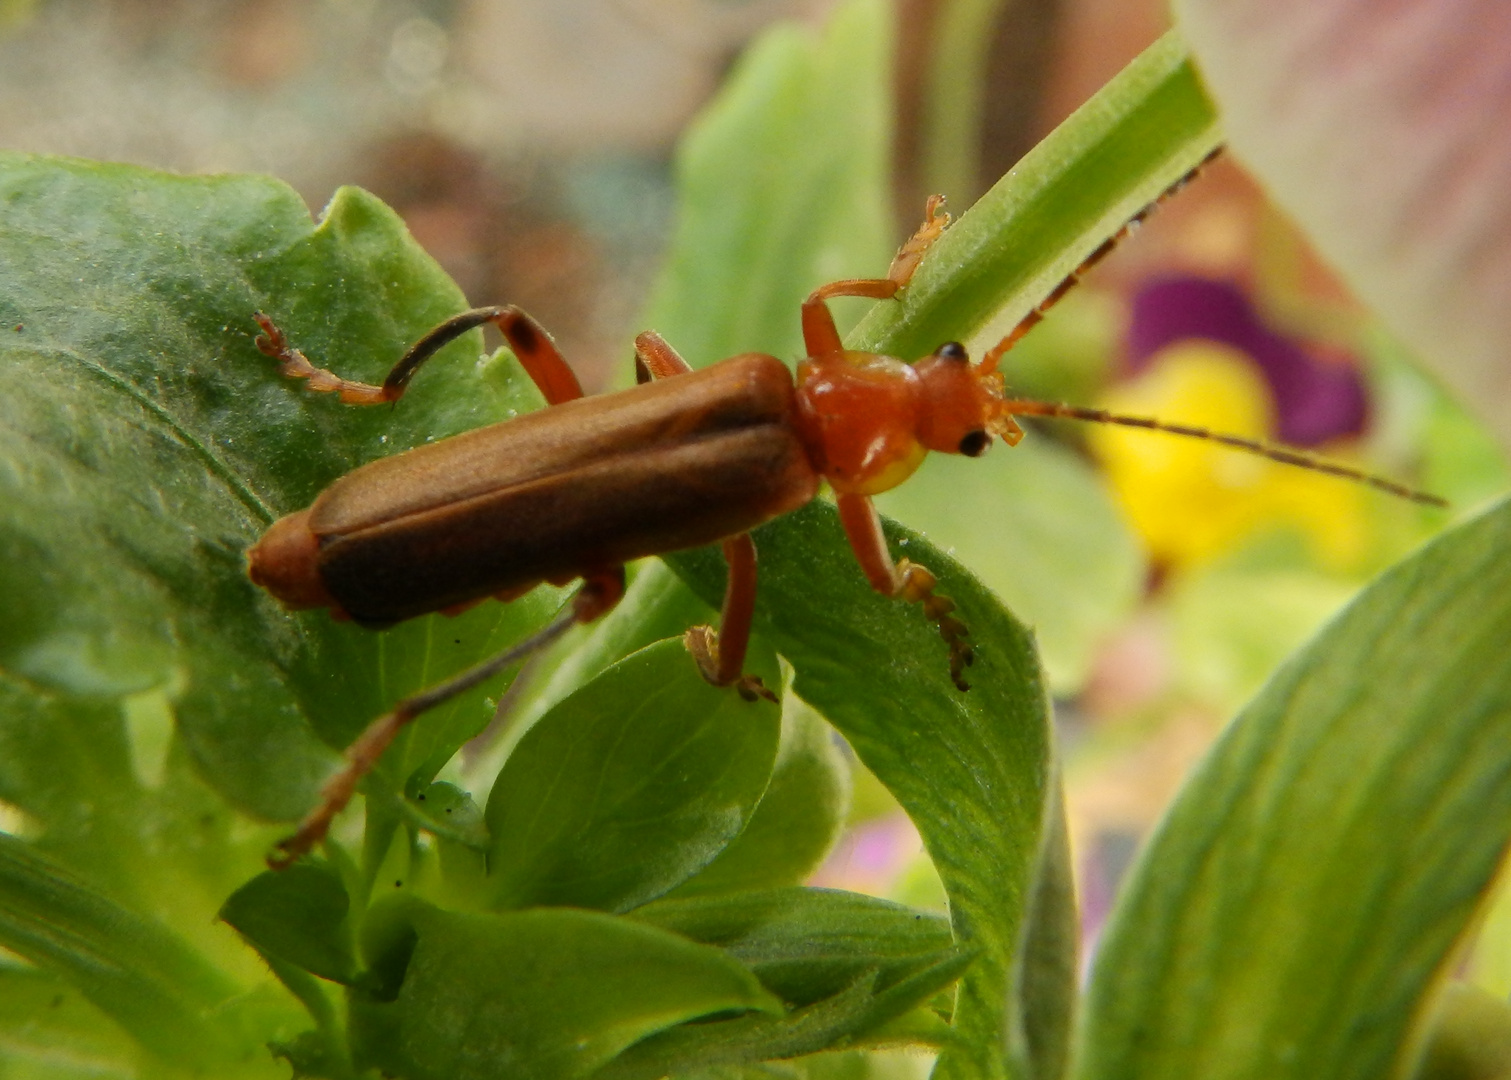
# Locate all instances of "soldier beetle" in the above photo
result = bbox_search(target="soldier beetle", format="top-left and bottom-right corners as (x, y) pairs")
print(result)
(249, 152), (1442, 865)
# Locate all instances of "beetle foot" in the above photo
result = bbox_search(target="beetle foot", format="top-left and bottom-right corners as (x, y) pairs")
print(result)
(253, 312), (395, 405)
(886, 195), (951, 287)
(266, 703), (412, 869)
(897, 559), (973, 692)
(684, 625), (778, 703)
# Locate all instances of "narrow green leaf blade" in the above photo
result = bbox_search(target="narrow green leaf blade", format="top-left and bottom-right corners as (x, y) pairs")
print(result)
(1076, 496), (1511, 1080)
(590, 950), (975, 1080)
(668, 503), (1050, 1080)
(850, 27), (1221, 362)
(1006, 780), (1077, 1080)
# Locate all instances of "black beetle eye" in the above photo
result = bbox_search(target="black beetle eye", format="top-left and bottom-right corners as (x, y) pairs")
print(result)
(958, 430), (990, 457)
(935, 341), (968, 361)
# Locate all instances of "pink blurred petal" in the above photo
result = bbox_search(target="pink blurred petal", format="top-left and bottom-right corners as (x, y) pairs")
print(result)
(807, 813), (922, 895)
(1173, 0), (1511, 452)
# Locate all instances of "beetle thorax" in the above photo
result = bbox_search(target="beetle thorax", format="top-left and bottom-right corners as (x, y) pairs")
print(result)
(793, 351), (928, 495)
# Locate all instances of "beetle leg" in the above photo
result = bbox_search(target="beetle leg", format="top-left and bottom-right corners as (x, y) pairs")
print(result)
(684, 534), (776, 703)
(633, 330), (695, 382)
(267, 571), (624, 869)
(798, 198), (951, 359)
(834, 492), (972, 691)
(574, 566), (627, 621)
(597, 336), (775, 701)
(254, 305), (584, 407)
(617, 365), (776, 702)
(391, 306), (584, 403)
(800, 278), (900, 359)
(487, 307), (585, 405)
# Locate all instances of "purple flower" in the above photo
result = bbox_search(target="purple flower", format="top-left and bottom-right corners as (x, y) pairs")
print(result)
(1126, 277), (1367, 446)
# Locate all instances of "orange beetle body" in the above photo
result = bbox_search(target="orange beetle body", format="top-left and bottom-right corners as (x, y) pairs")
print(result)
(251, 167), (1434, 867)
(247, 335), (1017, 629)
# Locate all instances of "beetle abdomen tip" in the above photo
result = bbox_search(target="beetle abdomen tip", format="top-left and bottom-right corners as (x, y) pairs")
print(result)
(248, 509), (338, 612)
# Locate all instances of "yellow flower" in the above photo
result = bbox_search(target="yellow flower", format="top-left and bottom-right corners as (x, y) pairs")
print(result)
(1091, 341), (1367, 572)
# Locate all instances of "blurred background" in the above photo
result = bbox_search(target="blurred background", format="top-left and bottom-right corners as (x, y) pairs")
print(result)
(3, 0), (1505, 984)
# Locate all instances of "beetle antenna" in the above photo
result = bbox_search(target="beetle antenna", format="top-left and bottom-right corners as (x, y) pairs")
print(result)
(1001, 398), (1447, 506)
(978, 146), (1224, 376)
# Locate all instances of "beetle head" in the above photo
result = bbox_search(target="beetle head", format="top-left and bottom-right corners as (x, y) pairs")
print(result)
(912, 341), (1024, 456)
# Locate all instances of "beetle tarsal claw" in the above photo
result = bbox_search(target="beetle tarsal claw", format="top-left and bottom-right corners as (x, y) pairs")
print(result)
(682, 625), (777, 703)
(886, 195), (951, 287)
(895, 559), (937, 604)
(735, 675), (779, 703)
(684, 624), (718, 678)
(896, 559), (973, 692)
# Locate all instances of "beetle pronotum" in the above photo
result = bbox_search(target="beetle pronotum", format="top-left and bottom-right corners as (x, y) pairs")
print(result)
(249, 151), (1442, 865)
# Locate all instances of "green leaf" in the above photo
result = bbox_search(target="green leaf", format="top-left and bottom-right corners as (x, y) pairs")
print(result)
(0, 833), (245, 1069)
(874, 436), (1142, 692)
(668, 503), (1048, 1080)
(477, 560), (716, 771)
(485, 639), (782, 913)
(632, 886), (956, 1007)
(350, 903), (782, 1080)
(0, 150), (557, 826)
(1076, 496), (1511, 1080)
(219, 861), (358, 984)
(590, 950), (974, 1080)
(670, 695), (851, 897)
